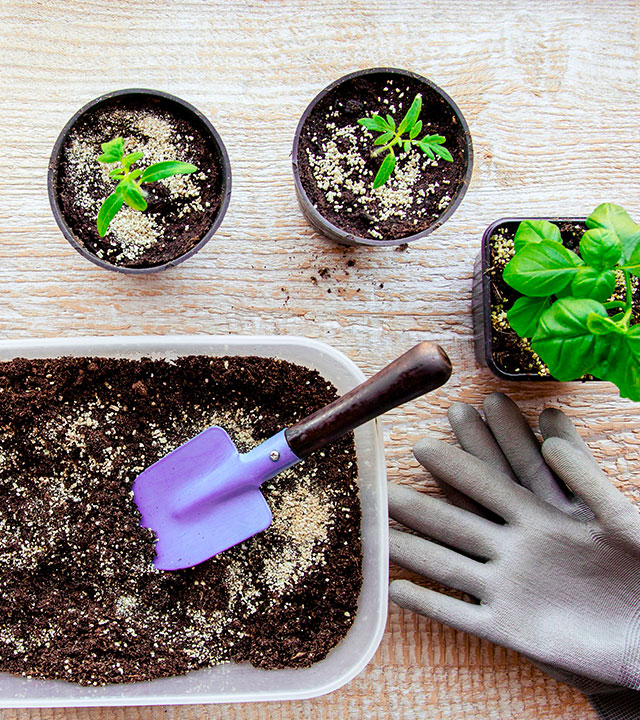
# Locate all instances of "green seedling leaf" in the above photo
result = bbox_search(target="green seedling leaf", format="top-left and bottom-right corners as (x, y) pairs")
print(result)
(357, 116), (389, 132)
(503, 240), (583, 297)
(119, 182), (148, 211)
(357, 95), (453, 189)
(513, 220), (562, 252)
(94, 137), (197, 234)
(579, 227), (622, 270)
(417, 141), (435, 160)
(397, 94), (422, 135)
(98, 137), (125, 163)
(409, 119), (422, 140)
(571, 267), (616, 303)
(96, 192), (124, 237)
(506, 295), (551, 338)
(432, 145), (453, 162)
(417, 135), (452, 162)
(373, 152), (396, 189)
(374, 131), (394, 146)
(139, 161), (197, 184)
(122, 151), (144, 170)
(531, 298), (609, 381)
(98, 152), (122, 164)
(586, 203), (640, 262)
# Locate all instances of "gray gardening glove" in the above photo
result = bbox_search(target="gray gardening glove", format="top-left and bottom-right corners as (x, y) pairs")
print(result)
(389, 393), (640, 720)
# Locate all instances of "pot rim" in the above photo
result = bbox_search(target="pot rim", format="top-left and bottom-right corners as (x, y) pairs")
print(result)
(477, 216), (587, 381)
(48, 88), (232, 275)
(292, 67), (473, 247)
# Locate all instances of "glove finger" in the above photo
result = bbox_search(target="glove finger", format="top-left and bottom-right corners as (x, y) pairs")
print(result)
(432, 476), (502, 523)
(413, 438), (532, 522)
(389, 528), (487, 598)
(448, 402), (515, 479)
(483, 392), (573, 512)
(538, 407), (597, 520)
(388, 482), (500, 559)
(539, 407), (598, 466)
(542, 437), (640, 545)
(389, 578), (487, 637)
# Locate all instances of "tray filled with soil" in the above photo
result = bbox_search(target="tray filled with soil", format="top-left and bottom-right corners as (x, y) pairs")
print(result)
(48, 89), (231, 274)
(473, 217), (640, 381)
(0, 336), (387, 708)
(293, 67), (473, 246)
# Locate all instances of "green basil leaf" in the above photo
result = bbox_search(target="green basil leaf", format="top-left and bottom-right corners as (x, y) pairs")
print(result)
(586, 203), (640, 262)
(373, 152), (396, 189)
(385, 114), (396, 131)
(432, 145), (453, 162)
(586, 312), (621, 336)
(100, 137), (124, 161)
(403, 140), (411, 153)
(513, 220), (562, 252)
(579, 227), (622, 270)
(621, 243), (640, 277)
(503, 240), (583, 297)
(531, 298), (608, 381)
(374, 131), (394, 146)
(589, 326), (640, 401)
(96, 192), (124, 237)
(108, 168), (126, 179)
(570, 267), (616, 302)
(139, 161), (197, 184)
(397, 94), (422, 136)
(358, 116), (389, 132)
(506, 295), (551, 338)
(119, 182), (148, 211)
(409, 119), (422, 140)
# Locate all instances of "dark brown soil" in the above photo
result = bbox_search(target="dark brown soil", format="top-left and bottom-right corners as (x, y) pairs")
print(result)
(55, 95), (225, 268)
(0, 354), (361, 685)
(297, 72), (469, 242)
(486, 220), (640, 376)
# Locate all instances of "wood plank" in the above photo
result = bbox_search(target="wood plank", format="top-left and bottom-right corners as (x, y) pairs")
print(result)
(1, 0), (639, 716)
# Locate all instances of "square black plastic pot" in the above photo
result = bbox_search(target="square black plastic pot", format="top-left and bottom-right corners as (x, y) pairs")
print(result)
(472, 216), (586, 382)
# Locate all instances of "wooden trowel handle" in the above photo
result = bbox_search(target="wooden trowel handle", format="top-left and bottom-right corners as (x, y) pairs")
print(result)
(285, 341), (452, 459)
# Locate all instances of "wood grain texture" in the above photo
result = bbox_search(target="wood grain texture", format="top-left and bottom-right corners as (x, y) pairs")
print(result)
(1, 0), (639, 717)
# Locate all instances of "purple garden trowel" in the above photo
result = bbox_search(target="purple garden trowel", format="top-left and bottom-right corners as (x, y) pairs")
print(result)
(133, 341), (451, 570)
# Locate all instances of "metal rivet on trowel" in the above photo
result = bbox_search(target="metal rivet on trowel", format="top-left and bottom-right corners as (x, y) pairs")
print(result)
(269, 450), (280, 462)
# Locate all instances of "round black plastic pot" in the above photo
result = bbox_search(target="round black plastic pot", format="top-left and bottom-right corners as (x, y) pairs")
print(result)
(48, 89), (232, 275)
(473, 216), (585, 381)
(292, 67), (473, 247)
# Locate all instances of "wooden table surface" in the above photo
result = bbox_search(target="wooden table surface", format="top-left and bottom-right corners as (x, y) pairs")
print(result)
(1, 1), (639, 717)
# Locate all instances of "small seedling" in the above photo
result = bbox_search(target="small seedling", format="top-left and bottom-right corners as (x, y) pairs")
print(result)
(357, 94), (453, 189)
(502, 203), (640, 401)
(96, 137), (197, 236)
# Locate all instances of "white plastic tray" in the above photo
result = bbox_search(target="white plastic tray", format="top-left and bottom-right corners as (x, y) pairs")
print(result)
(0, 335), (388, 707)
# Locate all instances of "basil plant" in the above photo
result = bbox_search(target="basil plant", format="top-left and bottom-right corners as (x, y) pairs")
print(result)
(503, 204), (640, 401)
